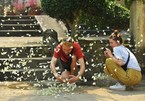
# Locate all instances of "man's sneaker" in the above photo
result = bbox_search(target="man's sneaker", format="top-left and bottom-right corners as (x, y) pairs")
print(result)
(109, 82), (126, 90)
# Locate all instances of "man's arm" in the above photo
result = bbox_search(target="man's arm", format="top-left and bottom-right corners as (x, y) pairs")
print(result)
(77, 58), (85, 78)
(68, 58), (85, 83)
(50, 56), (58, 77)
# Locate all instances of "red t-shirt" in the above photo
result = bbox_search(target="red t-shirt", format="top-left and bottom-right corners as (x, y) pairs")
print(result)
(53, 42), (84, 62)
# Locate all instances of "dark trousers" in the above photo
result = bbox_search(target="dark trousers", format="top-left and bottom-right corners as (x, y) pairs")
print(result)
(60, 57), (72, 72)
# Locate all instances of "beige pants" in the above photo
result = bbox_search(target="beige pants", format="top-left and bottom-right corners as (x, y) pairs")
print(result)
(104, 58), (142, 86)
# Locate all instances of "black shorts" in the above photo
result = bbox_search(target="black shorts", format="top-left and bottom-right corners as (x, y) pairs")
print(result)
(60, 57), (72, 72)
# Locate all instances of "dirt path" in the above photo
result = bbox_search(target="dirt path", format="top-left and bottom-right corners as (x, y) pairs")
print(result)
(0, 82), (145, 101)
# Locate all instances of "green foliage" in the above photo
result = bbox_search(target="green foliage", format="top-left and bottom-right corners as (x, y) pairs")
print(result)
(79, 0), (130, 30)
(41, 0), (82, 24)
(41, 0), (130, 31)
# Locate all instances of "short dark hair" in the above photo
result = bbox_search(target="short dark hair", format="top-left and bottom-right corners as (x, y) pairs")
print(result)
(62, 37), (74, 43)
(61, 37), (74, 47)
(109, 30), (123, 44)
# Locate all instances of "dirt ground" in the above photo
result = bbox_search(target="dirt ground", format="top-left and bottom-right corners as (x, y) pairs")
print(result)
(0, 81), (145, 101)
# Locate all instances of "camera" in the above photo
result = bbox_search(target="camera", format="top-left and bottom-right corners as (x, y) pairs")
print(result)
(103, 47), (106, 51)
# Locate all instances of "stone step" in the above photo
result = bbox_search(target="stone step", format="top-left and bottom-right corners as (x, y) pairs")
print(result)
(0, 19), (36, 22)
(0, 30), (42, 36)
(0, 15), (35, 20)
(0, 37), (42, 47)
(0, 69), (54, 81)
(0, 41), (47, 48)
(0, 19), (37, 24)
(0, 37), (56, 58)
(0, 57), (52, 70)
(0, 46), (53, 58)
(78, 29), (111, 37)
(0, 57), (61, 81)
(0, 53), (96, 81)
(0, 15), (59, 81)
(0, 24), (41, 30)
(0, 15), (42, 37)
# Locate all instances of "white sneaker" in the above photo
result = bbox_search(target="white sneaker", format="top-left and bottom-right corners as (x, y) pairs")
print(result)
(109, 82), (126, 90)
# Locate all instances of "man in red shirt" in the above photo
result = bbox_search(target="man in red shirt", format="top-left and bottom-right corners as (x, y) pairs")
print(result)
(50, 37), (86, 83)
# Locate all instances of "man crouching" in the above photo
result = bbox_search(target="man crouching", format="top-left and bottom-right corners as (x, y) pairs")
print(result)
(50, 37), (86, 83)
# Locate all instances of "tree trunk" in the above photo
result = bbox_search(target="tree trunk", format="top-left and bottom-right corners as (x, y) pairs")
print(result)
(130, 0), (145, 72)
(65, 10), (81, 40)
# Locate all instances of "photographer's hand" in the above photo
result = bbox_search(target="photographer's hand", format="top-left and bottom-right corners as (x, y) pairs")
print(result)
(104, 48), (113, 58)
